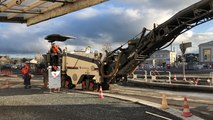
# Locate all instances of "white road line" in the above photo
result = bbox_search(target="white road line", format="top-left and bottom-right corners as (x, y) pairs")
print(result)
(145, 111), (173, 120)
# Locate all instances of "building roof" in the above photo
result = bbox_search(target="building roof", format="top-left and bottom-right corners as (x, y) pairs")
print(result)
(199, 40), (213, 47)
(0, 0), (107, 26)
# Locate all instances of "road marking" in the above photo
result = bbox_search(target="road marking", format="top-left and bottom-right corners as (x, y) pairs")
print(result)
(145, 111), (172, 120)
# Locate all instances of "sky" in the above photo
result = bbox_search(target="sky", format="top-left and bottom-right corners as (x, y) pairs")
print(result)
(0, 0), (213, 58)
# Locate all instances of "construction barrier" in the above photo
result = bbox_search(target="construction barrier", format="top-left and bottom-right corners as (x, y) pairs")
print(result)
(130, 70), (147, 82)
(150, 70), (171, 84)
(131, 70), (211, 86)
(150, 70), (159, 81)
(210, 72), (213, 86)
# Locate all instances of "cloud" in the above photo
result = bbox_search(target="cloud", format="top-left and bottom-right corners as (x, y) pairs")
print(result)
(0, 24), (49, 54)
(74, 7), (100, 19)
(207, 26), (213, 32)
(0, 0), (211, 58)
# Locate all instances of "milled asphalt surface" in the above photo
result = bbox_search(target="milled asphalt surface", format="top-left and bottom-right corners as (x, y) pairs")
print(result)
(0, 68), (211, 120)
(0, 86), (183, 120)
(0, 75), (206, 120)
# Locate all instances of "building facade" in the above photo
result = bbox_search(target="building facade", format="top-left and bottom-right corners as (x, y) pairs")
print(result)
(199, 41), (213, 64)
(145, 50), (176, 67)
(0, 56), (10, 64)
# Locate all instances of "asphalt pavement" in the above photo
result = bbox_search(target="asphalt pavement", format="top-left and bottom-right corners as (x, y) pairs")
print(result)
(0, 85), (182, 120)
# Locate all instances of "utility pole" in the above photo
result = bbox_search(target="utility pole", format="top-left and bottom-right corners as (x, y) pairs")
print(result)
(179, 42), (192, 81)
(182, 54), (186, 81)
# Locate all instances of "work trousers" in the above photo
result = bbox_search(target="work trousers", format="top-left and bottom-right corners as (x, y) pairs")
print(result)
(23, 74), (31, 88)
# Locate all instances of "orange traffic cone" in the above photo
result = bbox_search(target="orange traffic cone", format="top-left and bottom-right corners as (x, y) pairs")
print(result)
(161, 94), (168, 110)
(194, 79), (198, 86)
(99, 86), (104, 99)
(194, 78), (200, 86)
(182, 96), (192, 117)
(174, 74), (177, 81)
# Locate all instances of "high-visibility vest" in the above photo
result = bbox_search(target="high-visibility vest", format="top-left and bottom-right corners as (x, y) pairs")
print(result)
(22, 64), (29, 75)
(51, 45), (59, 53)
(22, 67), (27, 75)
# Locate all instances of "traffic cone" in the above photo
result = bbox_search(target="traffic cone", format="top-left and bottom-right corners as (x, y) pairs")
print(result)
(182, 97), (192, 117)
(194, 79), (198, 86)
(161, 94), (168, 110)
(99, 86), (104, 99)
(174, 74), (177, 81)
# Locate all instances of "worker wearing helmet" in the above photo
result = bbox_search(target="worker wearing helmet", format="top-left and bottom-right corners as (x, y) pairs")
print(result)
(50, 43), (62, 66)
(22, 63), (31, 89)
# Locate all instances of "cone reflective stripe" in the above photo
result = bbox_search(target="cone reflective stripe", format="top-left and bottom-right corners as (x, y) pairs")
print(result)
(182, 97), (192, 117)
(174, 74), (177, 81)
(99, 86), (104, 99)
(161, 94), (168, 110)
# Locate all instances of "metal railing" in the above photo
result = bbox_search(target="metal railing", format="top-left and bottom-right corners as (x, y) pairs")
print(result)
(131, 70), (213, 86)
(150, 70), (171, 84)
(131, 70), (147, 82)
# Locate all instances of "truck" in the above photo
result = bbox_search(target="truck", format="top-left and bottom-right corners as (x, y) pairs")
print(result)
(44, 0), (213, 90)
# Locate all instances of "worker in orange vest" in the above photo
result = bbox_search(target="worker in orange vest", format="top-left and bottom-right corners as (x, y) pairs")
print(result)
(50, 43), (62, 66)
(22, 63), (31, 89)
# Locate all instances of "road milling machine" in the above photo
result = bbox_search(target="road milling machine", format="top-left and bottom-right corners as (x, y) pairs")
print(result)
(44, 34), (104, 90)
(44, 0), (213, 90)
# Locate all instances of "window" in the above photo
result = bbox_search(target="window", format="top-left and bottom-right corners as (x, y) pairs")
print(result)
(203, 49), (211, 61)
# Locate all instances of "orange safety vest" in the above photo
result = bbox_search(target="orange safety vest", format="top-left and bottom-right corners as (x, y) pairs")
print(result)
(22, 64), (29, 75)
(51, 45), (59, 53)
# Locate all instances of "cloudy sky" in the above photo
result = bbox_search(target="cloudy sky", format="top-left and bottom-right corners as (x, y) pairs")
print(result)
(0, 0), (213, 58)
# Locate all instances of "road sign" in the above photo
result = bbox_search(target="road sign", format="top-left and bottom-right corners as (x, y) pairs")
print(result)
(180, 42), (192, 54)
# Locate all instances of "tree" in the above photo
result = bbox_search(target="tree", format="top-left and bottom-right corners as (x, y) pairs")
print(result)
(101, 43), (112, 52)
(22, 58), (28, 63)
